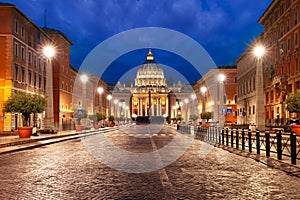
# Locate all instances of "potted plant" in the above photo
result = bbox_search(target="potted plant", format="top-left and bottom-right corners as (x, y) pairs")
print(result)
(285, 90), (300, 135)
(3, 91), (46, 138)
(73, 109), (87, 132)
(201, 111), (212, 128)
(96, 112), (106, 128)
(108, 115), (115, 127)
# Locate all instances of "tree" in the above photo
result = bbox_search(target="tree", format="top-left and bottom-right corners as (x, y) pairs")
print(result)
(201, 112), (212, 122)
(189, 114), (199, 122)
(3, 91), (46, 127)
(73, 109), (87, 125)
(96, 112), (106, 121)
(285, 90), (300, 116)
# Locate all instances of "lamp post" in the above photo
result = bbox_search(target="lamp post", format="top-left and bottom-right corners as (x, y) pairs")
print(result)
(254, 45), (266, 131)
(200, 86), (207, 124)
(80, 74), (88, 127)
(113, 99), (119, 117)
(43, 45), (55, 132)
(191, 93), (196, 116)
(184, 98), (189, 122)
(107, 94), (112, 116)
(218, 74), (225, 129)
(97, 87), (104, 114)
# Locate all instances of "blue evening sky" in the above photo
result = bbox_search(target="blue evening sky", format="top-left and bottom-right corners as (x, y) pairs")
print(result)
(4, 0), (273, 84)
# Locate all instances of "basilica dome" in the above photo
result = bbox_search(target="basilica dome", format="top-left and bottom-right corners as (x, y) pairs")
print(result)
(135, 50), (166, 87)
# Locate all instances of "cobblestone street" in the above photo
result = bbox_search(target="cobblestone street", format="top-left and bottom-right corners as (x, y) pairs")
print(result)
(0, 125), (299, 199)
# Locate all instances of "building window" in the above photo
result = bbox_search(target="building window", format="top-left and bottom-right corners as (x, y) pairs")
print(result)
(287, 38), (291, 50)
(295, 32), (298, 46)
(266, 92), (269, 104)
(287, 19), (290, 32)
(34, 73), (37, 87)
(34, 55), (37, 66)
(295, 11), (298, 26)
(62, 81), (64, 90)
(28, 51), (32, 63)
(21, 67), (25, 83)
(70, 85), (72, 93)
(15, 64), (18, 81)
(62, 65), (64, 73)
(43, 61), (46, 73)
(39, 75), (41, 88)
(21, 46), (25, 60)
(296, 58), (299, 73)
(249, 106), (251, 115)
(15, 43), (18, 56)
(15, 20), (18, 33)
(62, 104), (64, 111)
(253, 105), (255, 115)
(28, 71), (32, 85)
(21, 25), (25, 38)
(66, 83), (68, 91)
(44, 79), (46, 90)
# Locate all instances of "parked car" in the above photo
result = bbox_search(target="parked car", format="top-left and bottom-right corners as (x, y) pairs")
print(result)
(283, 119), (300, 132)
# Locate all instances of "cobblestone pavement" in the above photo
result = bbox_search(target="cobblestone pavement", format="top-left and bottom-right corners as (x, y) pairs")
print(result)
(0, 125), (299, 199)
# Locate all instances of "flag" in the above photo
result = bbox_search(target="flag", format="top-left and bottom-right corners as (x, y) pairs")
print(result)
(270, 66), (275, 80)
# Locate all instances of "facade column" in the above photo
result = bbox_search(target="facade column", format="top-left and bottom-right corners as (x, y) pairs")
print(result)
(158, 98), (161, 116)
(166, 98), (169, 116)
(145, 98), (148, 116)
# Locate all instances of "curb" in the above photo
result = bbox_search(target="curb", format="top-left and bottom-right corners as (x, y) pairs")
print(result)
(0, 127), (117, 155)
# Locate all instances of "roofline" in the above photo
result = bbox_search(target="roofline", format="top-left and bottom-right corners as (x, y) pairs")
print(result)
(0, 2), (52, 41)
(258, 0), (277, 24)
(42, 27), (73, 45)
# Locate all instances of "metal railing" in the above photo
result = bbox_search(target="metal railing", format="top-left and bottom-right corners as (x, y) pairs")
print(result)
(179, 125), (300, 165)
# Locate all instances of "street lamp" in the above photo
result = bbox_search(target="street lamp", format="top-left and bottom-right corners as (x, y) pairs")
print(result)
(43, 45), (55, 131)
(113, 99), (119, 117)
(254, 44), (266, 131)
(200, 86), (207, 124)
(191, 93), (196, 115)
(97, 87), (104, 114)
(184, 98), (189, 122)
(107, 94), (112, 116)
(80, 74), (88, 127)
(218, 74), (225, 129)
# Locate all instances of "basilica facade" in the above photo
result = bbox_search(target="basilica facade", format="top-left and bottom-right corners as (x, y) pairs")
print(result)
(112, 50), (193, 122)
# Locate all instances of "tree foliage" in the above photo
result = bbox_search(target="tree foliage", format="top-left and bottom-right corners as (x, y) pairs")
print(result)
(285, 90), (300, 114)
(96, 112), (106, 121)
(3, 91), (46, 126)
(201, 112), (212, 122)
(189, 114), (199, 121)
(73, 109), (87, 125)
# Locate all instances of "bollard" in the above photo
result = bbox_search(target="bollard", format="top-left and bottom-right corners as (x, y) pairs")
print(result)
(265, 130), (270, 157)
(231, 129), (234, 147)
(222, 129), (224, 145)
(236, 129), (239, 149)
(242, 129), (245, 150)
(248, 130), (252, 152)
(291, 132), (297, 165)
(276, 130), (282, 160)
(226, 128), (229, 146)
(256, 130), (260, 155)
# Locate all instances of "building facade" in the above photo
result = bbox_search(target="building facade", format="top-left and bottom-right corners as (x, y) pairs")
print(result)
(0, 3), (50, 131)
(258, 0), (300, 125)
(194, 66), (237, 126)
(112, 50), (193, 123)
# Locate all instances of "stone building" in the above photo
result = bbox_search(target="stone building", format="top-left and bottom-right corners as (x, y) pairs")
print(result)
(112, 50), (193, 123)
(258, 0), (299, 125)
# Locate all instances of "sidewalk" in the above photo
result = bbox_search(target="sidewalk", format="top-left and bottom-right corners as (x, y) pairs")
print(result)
(0, 127), (114, 155)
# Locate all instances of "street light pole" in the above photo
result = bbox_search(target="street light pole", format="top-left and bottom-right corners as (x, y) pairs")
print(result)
(218, 74), (225, 129)
(43, 45), (55, 132)
(80, 74), (88, 127)
(107, 94), (112, 116)
(200, 86), (207, 125)
(254, 45), (266, 131)
(97, 87), (104, 114)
